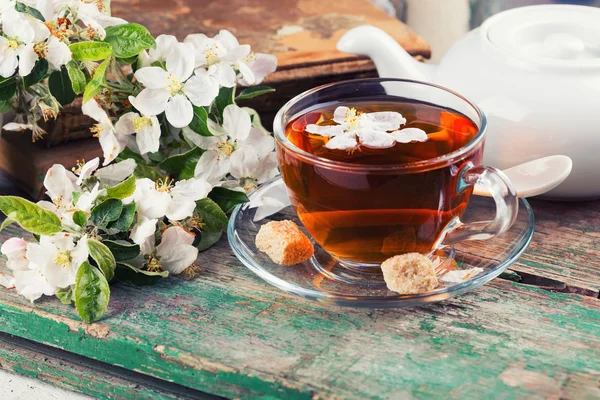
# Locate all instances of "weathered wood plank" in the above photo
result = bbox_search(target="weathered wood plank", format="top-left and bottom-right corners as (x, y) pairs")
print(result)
(0, 222), (599, 399)
(0, 333), (219, 400)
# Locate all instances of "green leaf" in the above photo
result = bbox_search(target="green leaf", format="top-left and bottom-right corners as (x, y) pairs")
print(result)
(69, 42), (113, 61)
(65, 61), (86, 94)
(49, 67), (76, 106)
(106, 202), (136, 232)
(194, 198), (228, 233)
(117, 147), (146, 164)
(23, 59), (48, 87)
(151, 60), (166, 69)
(90, 198), (123, 229)
(56, 286), (75, 305)
(178, 150), (205, 180)
(236, 85), (275, 100)
(147, 151), (166, 163)
(0, 100), (12, 113)
(83, 58), (110, 102)
(133, 164), (163, 181)
(0, 79), (16, 101)
(72, 210), (87, 228)
(105, 175), (136, 199)
(212, 86), (234, 123)
(208, 187), (249, 214)
(0, 218), (14, 232)
(115, 262), (168, 286)
(15, 2), (45, 21)
(102, 240), (140, 262)
(188, 106), (213, 136)
(0, 196), (62, 235)
(104, 23), (156, 58)
(116, 55), (138, 64)
(196, 231), (222, 251)
(75, 261), (110, 323)
(88, 239), (116, 281)
(158, 147), (204, 177)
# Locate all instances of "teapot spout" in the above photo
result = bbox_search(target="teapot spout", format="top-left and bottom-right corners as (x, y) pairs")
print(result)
(337, 25), (435, 82)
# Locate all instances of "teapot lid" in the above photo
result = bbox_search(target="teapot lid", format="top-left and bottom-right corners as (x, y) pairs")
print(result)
(482, 5), (600, 68)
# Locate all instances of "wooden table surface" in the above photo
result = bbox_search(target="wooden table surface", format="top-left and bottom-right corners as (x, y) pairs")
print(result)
(0, 172), (599, 399)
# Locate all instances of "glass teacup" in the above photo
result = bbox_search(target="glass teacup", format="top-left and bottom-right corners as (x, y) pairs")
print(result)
(274, 79), (518, 268)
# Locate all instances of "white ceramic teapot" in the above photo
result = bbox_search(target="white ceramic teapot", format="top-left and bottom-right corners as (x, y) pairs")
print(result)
(337, 5), (600, 200)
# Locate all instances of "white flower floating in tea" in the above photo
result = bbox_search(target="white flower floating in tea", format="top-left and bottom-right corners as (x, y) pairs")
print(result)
(305, 106), (429, 150)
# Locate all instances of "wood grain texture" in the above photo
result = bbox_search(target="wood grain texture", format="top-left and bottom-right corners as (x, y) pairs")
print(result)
(0, 216), (599, 399)
(110, 0), (431, 71)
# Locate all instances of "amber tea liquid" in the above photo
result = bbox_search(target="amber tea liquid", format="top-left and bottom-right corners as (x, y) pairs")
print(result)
(278, 100), (482, 264)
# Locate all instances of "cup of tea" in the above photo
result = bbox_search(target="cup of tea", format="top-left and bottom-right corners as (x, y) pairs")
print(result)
(273, 79), (518, 268)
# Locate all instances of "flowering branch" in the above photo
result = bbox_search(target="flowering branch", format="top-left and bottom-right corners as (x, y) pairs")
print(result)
(0, 0), (277, 323)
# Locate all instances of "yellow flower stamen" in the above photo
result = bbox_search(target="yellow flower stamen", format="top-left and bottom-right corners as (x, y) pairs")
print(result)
(53, 250), (72, 268)
(72, 159), (86, 175)
(181, 263), (202, 280)
(155, 176), (174, 192)
(90, 124), (103, 137)
(242, 52), (256, 63)
(132, 116), (152, 133)
(203, 43), (221, 65)
(4, 39), (19, 52)
(167, 74), (183, 95)
(215, 141), (234, 160)
(34, 42), (48, 58)
(144, 253), (163, 272)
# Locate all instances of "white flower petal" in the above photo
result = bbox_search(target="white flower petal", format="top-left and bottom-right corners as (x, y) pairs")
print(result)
(46, 36), (71, 70)
(236, 61), (255, 86)
(194, 150), (230, 185)
(114, 112), (136, 136)
(132, 88), (170, 116)
(441, 267), (484, 283)
(358, 130), (396, 148)
(181, 127), (221, 149)
(149, 34), (178, 63)
(136, 116), (161, 154)
(361, 111), (406, 131)
(166, 42), (195, 82)
(130, 216), (158, 245)
(98, 129), (122, 166)
(170, 177), (212, 200)
(156, 226), (198, 274)
(76, 157), (100, 185)
(2, 122), (31, 131)
(184, 33), (211, 67)
(44, 164), (77, 202)
(25, 242), (54, 269)
(305, 124), (346, 137)
(333, 106), (350, 125)
(133, 178), (170, 219)
(215, 29), (240, 52)
(165, 198), (196, 221)
(134, 67), (170, 89)
(165, 94), (193, 128)
(254, 152), (279, 183)
(3, 9), (34, 42)
(94, 158), (136, 186)
(14, 268), (56, 302)
(81, 98), (110, 124)
(324, 133), (358, 150)
(0, 37), (18, 78)
(183, 75), (219, 107)
(238, 53), (277, 86)
(17, 43), (38, 76)
(0, 272), (15, 289)
(208, 62), (236, 87)
(230, 146), (259, 180)
(223, 104), (251, 141)
(240, 127), (274, 158)
(390, 127), (429, 143)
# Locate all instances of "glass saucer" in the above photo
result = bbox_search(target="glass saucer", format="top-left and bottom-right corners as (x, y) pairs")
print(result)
(228, 178), (535, 307)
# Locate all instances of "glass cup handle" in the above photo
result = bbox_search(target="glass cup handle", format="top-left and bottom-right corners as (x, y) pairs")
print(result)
(443, 162), (519, 244)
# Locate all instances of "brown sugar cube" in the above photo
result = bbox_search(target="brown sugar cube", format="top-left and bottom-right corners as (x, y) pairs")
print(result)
(381, 253), (439, 294)
(255, 220), (314, 265)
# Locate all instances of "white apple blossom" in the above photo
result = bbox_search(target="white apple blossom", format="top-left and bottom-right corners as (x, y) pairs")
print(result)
(305, 106), (428, 151)
(189, 104), (275, 185)
(82, 99), (126, 165)
(37, 164), (79, 220)
(0, 8), (49, 77)
(0, 237), (56, 301)
(73, 157), (136, 187)
(26, 233), (88, 289)
(54, 0), (127, 40)
(131, 42), (219, 128)
(139, 34), (178, 67)
(229, 147), (278, 192)
(115, 108), (162, 155)
(237, 52), (277, 86)
(141, 225), (198, 275)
